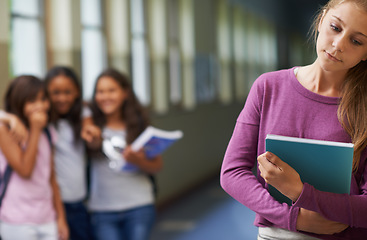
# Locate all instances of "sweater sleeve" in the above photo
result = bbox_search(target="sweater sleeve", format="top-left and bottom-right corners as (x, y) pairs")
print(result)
(220, 76), (300, 231)
(293, 158), (367, 228)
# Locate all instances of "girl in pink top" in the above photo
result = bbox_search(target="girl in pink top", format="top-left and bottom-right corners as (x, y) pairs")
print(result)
(0, 75), (69, 240)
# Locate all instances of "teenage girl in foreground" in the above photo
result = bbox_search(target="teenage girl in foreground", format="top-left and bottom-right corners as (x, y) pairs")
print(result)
(221, 0), (367, 239)
(45, 66), (93, 240)
(0, 75), (68, 240)
(82, 68), (162, 240)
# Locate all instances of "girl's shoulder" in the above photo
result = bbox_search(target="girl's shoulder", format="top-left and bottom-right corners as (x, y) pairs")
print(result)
(249, 68), (296, 97)
(255, 68), (296, 85)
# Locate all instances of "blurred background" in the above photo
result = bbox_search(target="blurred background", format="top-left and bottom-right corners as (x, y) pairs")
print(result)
(0, 0), (328, 239)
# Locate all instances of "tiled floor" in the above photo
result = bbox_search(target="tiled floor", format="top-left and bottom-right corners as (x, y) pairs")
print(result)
(150, 177), (258, 240)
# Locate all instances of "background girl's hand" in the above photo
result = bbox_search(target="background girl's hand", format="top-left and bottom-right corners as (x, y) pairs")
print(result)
(81, 123), (101, 143)
(123, 145), (163, 174)
(123, 145), (145, 165)
(5, 113), (28, 144)
(257, 152), (303, 202)
(297, 208), (348, 234)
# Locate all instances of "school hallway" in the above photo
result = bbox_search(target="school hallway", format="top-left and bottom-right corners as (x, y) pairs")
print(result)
(150, 176), (258, 240)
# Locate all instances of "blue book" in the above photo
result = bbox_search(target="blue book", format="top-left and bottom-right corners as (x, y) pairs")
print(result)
(265, 134), (354, 205)
(131, 126), (183, 159)
(102, 126), (183, 172)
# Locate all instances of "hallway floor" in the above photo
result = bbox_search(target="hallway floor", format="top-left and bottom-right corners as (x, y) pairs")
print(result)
(150, 177), (258, 240)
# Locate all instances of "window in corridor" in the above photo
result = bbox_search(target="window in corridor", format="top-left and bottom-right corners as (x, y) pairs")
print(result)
(10, 0), (45, 77)
(81, 0), (107, 100)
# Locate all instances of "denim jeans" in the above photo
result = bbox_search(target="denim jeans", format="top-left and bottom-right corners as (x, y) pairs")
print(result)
(91, 205), (156, 240)
(64, 201), (93, 240)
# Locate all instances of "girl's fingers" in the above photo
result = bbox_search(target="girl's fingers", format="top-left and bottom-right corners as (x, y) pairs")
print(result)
(258, 152), (280, 171)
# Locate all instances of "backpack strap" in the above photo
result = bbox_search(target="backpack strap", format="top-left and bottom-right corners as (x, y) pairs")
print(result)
(0, 165), (13, 207)
(44, 127), (53, 148)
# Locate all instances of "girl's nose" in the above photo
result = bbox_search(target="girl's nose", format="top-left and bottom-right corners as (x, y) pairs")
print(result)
(35, 100), (47, 110)
(332, 35), (346, 53)
(57, 93), (68, 102)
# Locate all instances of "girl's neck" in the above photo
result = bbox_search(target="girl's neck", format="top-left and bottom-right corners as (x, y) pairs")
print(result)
(105, 112), (125, 130)
(296, 62), (347, 98)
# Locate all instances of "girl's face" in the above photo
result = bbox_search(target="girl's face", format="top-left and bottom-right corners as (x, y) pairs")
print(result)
(316, 2), (367, 73)
(95, 76), (128, 117)
(47, 75), (80, 115)
(23, 90), (50, 118)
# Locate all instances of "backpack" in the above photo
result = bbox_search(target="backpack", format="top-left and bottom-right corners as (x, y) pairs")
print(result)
(0, 128), (52, 207)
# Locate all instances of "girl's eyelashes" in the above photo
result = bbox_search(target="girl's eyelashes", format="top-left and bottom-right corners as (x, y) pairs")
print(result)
(330, 23), (341, 32)
(352, 39), (362, 46)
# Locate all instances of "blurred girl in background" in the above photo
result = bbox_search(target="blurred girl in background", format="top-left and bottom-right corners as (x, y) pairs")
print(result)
(82, 68), (162, 240)
(45, 66), (93, 240)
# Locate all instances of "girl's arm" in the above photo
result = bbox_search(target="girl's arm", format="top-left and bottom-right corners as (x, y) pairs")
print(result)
(81, 117), (102, 150)
(293, 180), (367, 229)
(220, 79), (297, 230)
(123, 146), (163, 174)
(258, 150), (367, 231)
(50, 153), (69, 240)
(0, 114), (44, 178)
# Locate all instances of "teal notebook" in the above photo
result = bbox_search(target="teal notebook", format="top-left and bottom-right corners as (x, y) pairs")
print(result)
(265, 134), (354, 205)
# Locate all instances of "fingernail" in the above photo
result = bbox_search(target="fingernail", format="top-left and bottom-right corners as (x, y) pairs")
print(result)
(266, 152), (272, 158)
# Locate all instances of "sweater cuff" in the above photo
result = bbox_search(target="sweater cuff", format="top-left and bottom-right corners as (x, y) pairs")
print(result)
(288, 183), (310, 231)
(289, 205), (300, 231)
(293, 183), (312, 209)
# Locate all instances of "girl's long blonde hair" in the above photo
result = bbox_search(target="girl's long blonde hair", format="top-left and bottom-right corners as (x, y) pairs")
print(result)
(312, 0), (367, 172)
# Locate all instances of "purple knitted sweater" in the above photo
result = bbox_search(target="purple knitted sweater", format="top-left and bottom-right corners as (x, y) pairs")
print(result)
(220, 68), (367, 239)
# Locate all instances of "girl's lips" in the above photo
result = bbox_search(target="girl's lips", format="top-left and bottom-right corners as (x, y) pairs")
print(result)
(325, 51), (341, 62)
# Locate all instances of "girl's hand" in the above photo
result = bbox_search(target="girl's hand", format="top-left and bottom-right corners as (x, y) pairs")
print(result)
(4, 113), (28, 145)
(123, 145), (145, 165)
(123, 145), (163, 174)
(57, 217), (69, 240)
(297, 208), (348, 234)
(81, 123), (101, 144)
(257, 152), (303, 202)
(29, 110), (48, 130)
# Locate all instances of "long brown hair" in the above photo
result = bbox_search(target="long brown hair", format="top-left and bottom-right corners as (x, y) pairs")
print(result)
(4, 75), (47, 128)
(312, 0), (367, 172)
(90, 68), (150, 144)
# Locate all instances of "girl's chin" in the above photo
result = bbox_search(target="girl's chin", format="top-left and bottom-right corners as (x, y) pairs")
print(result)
(54, 105), (72, 115)
(56, 109), (70, 115)
(101, 109), (119, 116)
